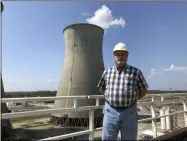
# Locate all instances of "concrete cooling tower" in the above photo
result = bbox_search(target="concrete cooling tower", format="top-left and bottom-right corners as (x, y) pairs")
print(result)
(50, 23), (105, 127)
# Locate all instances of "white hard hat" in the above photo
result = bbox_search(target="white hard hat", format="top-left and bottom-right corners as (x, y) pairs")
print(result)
(113, 42), (128, 52)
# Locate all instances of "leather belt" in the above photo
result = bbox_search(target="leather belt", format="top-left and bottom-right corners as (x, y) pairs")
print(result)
(106, 100), (135, 110)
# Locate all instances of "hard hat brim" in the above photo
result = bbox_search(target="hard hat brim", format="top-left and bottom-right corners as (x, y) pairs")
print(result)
(113, 49), (128, 52)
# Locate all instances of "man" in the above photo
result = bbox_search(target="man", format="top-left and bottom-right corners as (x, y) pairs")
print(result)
(97, 42), (148, 140)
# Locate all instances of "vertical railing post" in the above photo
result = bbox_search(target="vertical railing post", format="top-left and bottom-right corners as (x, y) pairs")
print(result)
(161, 96), (164, 102)
(151, 105), (157, 138)
(73, 99), (77, 108)
(165, 107), (172, 131)
(152, 96), (155, 102)
(89, 108), (94, 140)
(96, 98), (100, 106)
(183, 101), (187, 127)
(160, 108), (166, 129)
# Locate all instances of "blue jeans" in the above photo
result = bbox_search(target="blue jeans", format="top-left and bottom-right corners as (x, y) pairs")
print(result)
(102, 102), (138, 140)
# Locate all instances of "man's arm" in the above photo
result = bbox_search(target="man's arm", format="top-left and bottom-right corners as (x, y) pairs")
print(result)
(137, 70), (149, 100)
(138, 89), (147, 100)
(97, 70), (106, 95)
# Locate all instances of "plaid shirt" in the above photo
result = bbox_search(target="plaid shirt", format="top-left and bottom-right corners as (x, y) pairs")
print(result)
(97, 65), (149, 107)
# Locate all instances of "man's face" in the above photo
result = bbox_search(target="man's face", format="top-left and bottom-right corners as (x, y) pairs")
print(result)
(114, 50), (128, 68)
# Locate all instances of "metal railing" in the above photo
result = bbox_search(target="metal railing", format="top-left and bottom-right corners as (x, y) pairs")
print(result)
(1, 93), (187, 140)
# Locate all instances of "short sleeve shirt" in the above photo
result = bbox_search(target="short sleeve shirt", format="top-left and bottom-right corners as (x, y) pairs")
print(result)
(97, 65), (149, 107)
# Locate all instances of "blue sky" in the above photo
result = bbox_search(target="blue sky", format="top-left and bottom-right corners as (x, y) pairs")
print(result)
(2, 1), (187, 91)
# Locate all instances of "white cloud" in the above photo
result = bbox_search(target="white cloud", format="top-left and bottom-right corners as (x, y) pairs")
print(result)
(86, 5), (125, 29)
(148, 64), (187, 79)
(163, 64), (187, 72)
(147, 68), (163, 79)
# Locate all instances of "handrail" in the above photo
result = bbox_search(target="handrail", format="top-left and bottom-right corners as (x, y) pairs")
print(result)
(2, 95), (88, 103)
(3, 97), (187, 107)
(88, 93), (187, 98)
(37, 130), (91, 141)
(138, 110), (187, 123)
(1, 94), (187, 140)
(2, 93), (187, 103)
(2, 105), (186, 140)
(137, 100), (187, 105)
(2, 106), (101, 119)
(2, 105), (186, 122)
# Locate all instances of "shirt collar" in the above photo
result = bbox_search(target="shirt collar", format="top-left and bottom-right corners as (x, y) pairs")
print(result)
(115, 64), (129, 71)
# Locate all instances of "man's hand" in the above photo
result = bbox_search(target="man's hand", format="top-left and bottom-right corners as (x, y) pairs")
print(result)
(138, 89), (147, 100)
(100, 87), (105, 95)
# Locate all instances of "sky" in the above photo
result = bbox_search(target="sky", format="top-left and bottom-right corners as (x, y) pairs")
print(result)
(1, 1), (187, 92)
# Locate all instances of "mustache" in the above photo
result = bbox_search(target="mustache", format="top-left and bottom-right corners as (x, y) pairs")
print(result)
(116, 60), (125, 64)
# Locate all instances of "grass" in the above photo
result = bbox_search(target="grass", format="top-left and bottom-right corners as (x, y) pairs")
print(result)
(6, 118), (57, 141)
(19, 123), (56, 129)
(10, 114), (51, 123)
(11, 114), (54, 129)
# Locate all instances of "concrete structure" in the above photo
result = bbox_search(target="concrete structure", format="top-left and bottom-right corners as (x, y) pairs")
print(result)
(22, 101), (29, 107)
(51, 23), (105, 127)
(160, 108), (166, 130)
(165, 107), (172, 131)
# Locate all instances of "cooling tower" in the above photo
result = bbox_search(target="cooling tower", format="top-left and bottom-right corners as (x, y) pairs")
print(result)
(51, 23), (105, 127)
